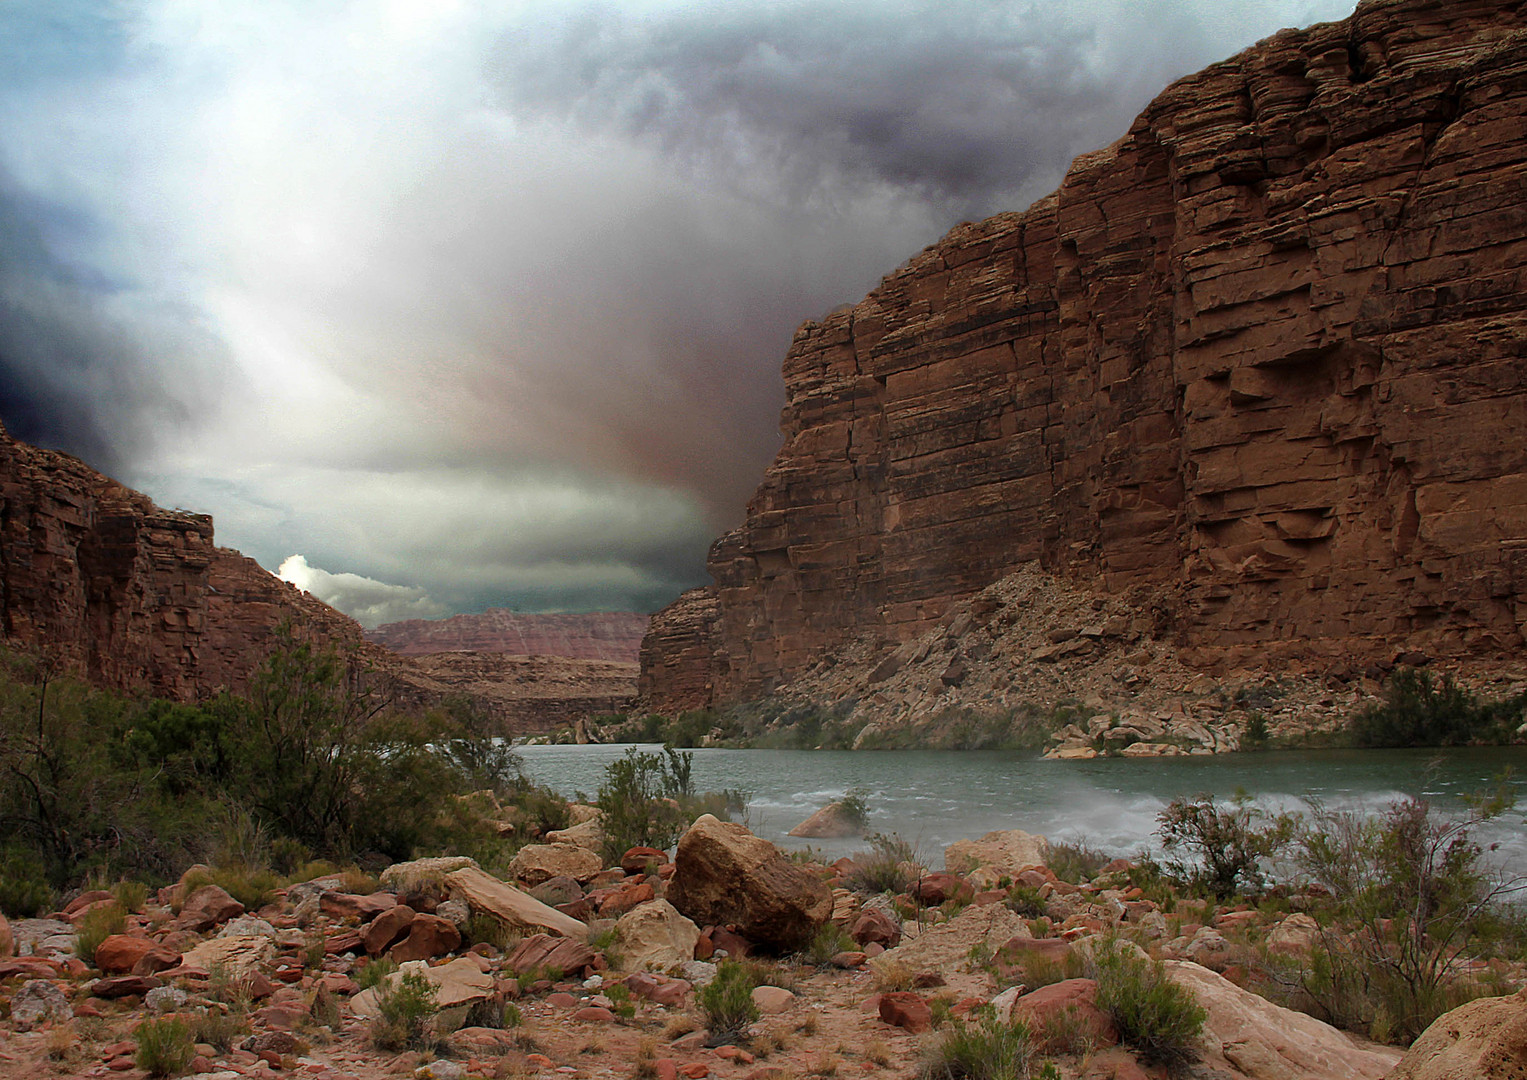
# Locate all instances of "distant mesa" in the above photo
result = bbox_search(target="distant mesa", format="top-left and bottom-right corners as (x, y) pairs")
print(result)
(368, 610), (649, 663)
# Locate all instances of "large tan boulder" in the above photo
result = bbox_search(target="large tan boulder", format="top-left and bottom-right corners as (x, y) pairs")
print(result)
(545, 811), (605, 853)
(380, 856), (480, 893)
(870, 903), (1026, 978)
(508, 843), (604, 886)
(443, 866), (588, 941)
(180, 934), (276, 979)
(614, 900), (700, 971)
(787, 802), (864, 839)
(667, 815), (832, 951)
(0, 912), (13, 958)
(1387, 988), (1527, 1080)
(943, 830), (1048, 878)
(351, 956), (494, 1031)
(1163, 960), (1400, 1080)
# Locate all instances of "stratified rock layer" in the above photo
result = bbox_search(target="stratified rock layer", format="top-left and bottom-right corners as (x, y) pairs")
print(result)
(369, 610), (649, 662)
(642, 0), (1527, 711)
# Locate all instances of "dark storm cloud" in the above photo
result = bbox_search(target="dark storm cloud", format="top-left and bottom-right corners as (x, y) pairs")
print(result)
(0, 0), (1357, 623)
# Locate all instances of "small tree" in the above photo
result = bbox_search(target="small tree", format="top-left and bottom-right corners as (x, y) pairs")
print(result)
(595, 747), (692, 863)
(1155, 793), (1293, 899)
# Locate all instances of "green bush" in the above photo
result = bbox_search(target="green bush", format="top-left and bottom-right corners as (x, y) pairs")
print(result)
(849, 833), (920, 895)
(918, 1015), (1037, 1080)
(1090, 939), (1206, 1066)
(1042, 839), (1109, 885)
(134, 1016), (195, 1077)
(187, 1007), (248, 1053)
(0, 844), (55, 916)
(697, 960), (761, 1043)
(1348, 668), (1527, 747)
(76, 901), (127, 968)
(354, 957), (398, 991)
(838, 786), (871, 830)
(371, 971), (440, 1052)
(802, 921), (857, 967)
(1156, 793), (1293, 899)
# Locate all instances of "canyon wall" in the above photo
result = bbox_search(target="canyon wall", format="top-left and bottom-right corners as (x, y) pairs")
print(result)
(369, 610), (649, 662)
(642, 0), (1527, 712)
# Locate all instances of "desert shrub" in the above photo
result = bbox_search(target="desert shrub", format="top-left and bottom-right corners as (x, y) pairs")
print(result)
(76, 901), (127, 968)
(371, 971), (440, 1052)
(134, 1016), (195, 1077)
(110, 879), (150, 913)
(179, 864), (282, 911)
(802, 921), (857, 967)
(698, 960), (761, 1042)
(464, 996), (519, 1028)
(838, 786), (871, 830)
(1043, 839), (1109, 885)
(1289, 789), (1526, 1043)
(188, 1007), (248, 1053)
(1156, 793), (1293, 899)
(354, 957), (398, 992)
(1013, 950), (1084, 991)
(1090, 939), (1206, 1066)
(1348, 668), (1527, 747)
(1006, 887), (1046, 919)
(849, 833), (920, 895)
(918, 1014), (1037, 1080)
(595, 747), (693, 863)
(0, 843), (55, 916)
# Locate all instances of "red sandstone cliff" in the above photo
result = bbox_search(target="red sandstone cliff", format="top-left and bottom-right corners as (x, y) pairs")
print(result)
(369, 610), (649, 662)
(641, 0), (1527, 713)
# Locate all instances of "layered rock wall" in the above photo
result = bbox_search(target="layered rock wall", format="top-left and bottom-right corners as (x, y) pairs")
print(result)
(643, 0), (1527, 711)
(369, 610), (649, 662)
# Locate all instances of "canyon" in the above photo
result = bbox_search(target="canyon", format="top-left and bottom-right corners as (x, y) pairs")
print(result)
(369, 611), (648, 663)
(0, 423), (633, 735)
(641, 0), (1527, 720)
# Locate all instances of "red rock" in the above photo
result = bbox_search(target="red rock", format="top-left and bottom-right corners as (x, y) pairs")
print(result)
(319, 891), (396, 921)
(91, 975), (162, 998)
(650, 980), (691, 1008)
(621, 847), (670, 875)
(545, 992), (578, 1008)
(106, 1057), (135, 1071)
(64, 890), (116, 917)
(667, 816), (832, 952)
(1011, 979), (1118, 1047)
(830, 951), (866, 969)
(362, 905), (415, 956)
(94, 935), (158, 974)
(506, 934), (599, 979)
(368, 610), (648, 661)
(572, 1006), (615, 1022)
(878, 991), (932, 1033)
(708, 927), (753, 960)
(914, 873), (973, 908)
(598, 882), (655, 919)
(0, 957), (65, 979)
(849, 910), (901, 948)
(973, 890), (1006, 907)
(325, 929), (364, 955)
(388, 913), (461, 963)
(679, 1064), (710, 1079)
(174, 885), (244, 932)
(132, 946), (180, 976)
(639, 0), (1527, 716)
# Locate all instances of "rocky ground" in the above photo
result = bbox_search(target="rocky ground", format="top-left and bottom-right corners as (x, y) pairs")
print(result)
(1, 812), (1522, 1080)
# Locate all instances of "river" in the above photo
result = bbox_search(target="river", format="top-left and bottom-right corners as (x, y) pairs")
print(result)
(517, 744), (1527, 872)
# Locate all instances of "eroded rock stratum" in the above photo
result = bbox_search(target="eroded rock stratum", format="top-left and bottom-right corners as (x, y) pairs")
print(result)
(642, 0), (1527, 713)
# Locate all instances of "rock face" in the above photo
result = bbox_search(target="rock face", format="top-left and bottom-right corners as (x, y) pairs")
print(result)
(642, 0), (1527, 713)
(369, 610), (649, 662)
(1388, 987), (1527, 1080)
(666, 815), (832, 951)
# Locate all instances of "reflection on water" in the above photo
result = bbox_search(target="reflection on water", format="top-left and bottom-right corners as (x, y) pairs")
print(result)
(517, 744), (1527, 871)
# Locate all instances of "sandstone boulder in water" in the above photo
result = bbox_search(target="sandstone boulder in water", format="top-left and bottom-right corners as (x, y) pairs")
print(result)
(667, 815), (832, 951)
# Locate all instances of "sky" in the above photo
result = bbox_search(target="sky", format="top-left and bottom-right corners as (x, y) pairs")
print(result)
(0, 0), (1357, 628)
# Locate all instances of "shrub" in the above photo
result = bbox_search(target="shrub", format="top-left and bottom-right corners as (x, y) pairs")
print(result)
(595, 748), (691, 863)
(1155, 793), (1293, 899)
(1090, 939), (1206, 1066)
(698, 960), (761, 1043)
(76, 901), (127, 968)
(1290, 789), (1526, 1043)
(838, 786), (871, 830)
(111, 879), (150, 913)
(1348, 668), (1527, 747)
(1006, 887), (1046, 919)
(134, 1016), (195, 1077)
(0, 844), (55, 916)
(188, 1007), (248, 1053)
(918, 1014), (1036, 1080)
(371, 971), (440, 1052)
(1042, 839), (1109, 885)
(802, 921), (857, 967)
(354, 957), (398, 991)
(849, 833), (920, 895)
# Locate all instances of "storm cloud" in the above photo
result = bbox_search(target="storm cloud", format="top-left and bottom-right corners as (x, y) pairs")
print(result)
(0, 0), (1355, 621)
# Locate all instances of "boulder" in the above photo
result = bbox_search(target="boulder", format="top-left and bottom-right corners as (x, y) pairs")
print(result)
(0, 912), (12, 958)
(380, 857), (480, 893)
(751, 986), (796, 1014)
(174, 885), (244, 932)
(849, 910), (901, 949)
(364, 906), (417, 956)
(787, 802), (863, 839)
(132, 946), (181, 976)
(545, 813), (605, 853)
(11, 979), (71, 1030)
(621, 847), (670, 876)
(506, 934), (599, 978)
(598, 882), (655, 919)
(666, 815), (832, 951)
(389, 914), (462, 963)
(351, 957), (493, 1022)
(1265, 913), (1321, 955)
(871, 904), (1027, 978)
(444, 867), (589, 941)
(180, 934), (276, 979)
(878, 991), (932, 1033)
(91, 974), (164, 998)
(94, 935), (159, 974)
(319, 891), (396, 922)
(1388, 987), (1527, 1080)
(530, 876), (586, 909)
(944, 830), (1049, 879)
(1009, 979), (1117, 1046)
(1163, 960), (1400, 1080)
(614, 900), (701, 971)
(508, 843), (604, 887)
(911, 872), (972, 907)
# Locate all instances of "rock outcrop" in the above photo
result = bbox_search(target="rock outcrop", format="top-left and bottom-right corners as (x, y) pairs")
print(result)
(641, 0), (1527, 714)
(368, 610), (649, 662)
(1387, 987), (1527, 1080)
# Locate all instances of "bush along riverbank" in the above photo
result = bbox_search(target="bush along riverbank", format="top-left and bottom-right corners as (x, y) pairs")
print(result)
(2, 769), (1525, 1080)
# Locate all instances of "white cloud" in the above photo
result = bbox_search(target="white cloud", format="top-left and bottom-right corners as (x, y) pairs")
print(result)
(277, 554), (448, 629)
